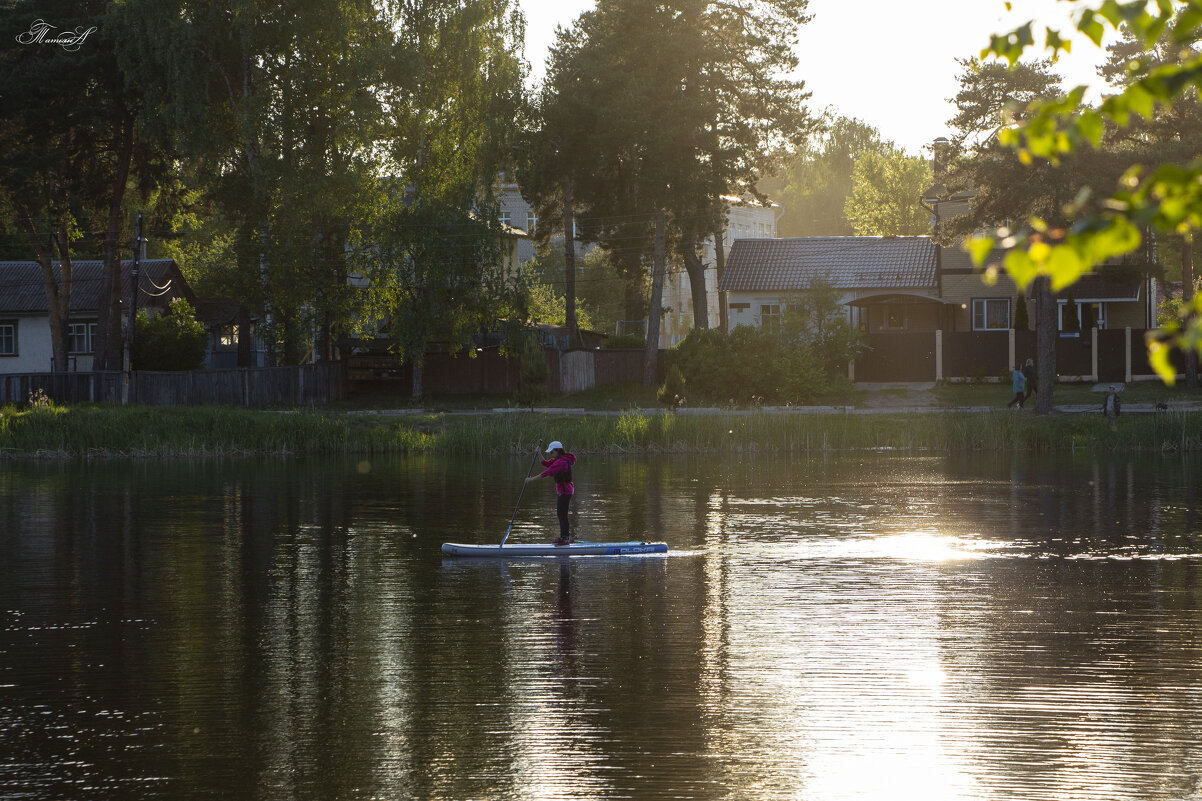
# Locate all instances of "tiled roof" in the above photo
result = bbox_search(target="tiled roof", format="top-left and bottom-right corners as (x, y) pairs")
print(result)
(0, 260), (189, 314)
(719, 237), (937, 292)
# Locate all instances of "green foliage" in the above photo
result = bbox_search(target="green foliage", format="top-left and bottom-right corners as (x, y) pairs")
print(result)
(977, 0), (1202, 382)
(523, 278), (593, 330)
(665, 327), (827, 406)
(657, 365), (686, 409)
(513, 336), (550, 410)
(780, 280), (866, 377)
(1014, 292), (1030, 330)
(1063, 294), (1081, 334)
(525, 247), (630, 332)
(773, 116), (890, 237)
(844, 147), (933, 236)
(134, 298), (208, 371)
(602, 334), (647, 349)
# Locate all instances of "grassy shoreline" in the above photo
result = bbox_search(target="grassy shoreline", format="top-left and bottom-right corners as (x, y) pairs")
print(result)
(3, 402), (1202, 458)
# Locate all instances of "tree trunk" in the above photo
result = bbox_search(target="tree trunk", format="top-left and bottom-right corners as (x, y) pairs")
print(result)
(643, 210), (667, 387)
(1182, 235), (1197, 389)
(259, 223), (276, 366)
(1035, 275), (1056, 415)
(96, 109), (135, 372)
(17, 205), (71, 371)
(683, 245), (709, 330)
(714, 228), (728, 332)
(561, 178), (578, 345)
(53, 223), (73, 371)
(412, 356), (424, 401)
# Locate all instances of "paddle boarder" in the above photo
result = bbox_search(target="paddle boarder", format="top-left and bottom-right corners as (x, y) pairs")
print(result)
(526, 440), (576, 545)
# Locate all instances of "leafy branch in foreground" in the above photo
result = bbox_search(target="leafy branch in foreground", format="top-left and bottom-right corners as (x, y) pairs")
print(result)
(971, 0), (1202, 383)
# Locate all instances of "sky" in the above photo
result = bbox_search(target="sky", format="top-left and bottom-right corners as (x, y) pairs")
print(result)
(517, 0), (1116, 157)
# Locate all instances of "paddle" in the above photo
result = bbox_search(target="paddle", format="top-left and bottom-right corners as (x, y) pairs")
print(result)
(500, 449), (541, 547)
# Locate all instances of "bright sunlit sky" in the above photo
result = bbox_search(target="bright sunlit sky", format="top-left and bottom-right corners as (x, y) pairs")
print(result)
(517, 0), (1115, 157)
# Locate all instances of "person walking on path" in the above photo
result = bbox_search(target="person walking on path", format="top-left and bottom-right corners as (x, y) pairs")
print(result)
(1007, 364), (1026, 408)
(526, 440), (576, 545)
(1021, 358), (1038, 405)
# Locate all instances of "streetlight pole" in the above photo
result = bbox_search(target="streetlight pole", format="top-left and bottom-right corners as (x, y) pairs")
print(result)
(123, 212), (144, 404)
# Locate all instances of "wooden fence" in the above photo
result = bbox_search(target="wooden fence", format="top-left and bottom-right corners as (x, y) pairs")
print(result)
(0, 363), (345, 407)
(348, 347), (651, 397)
(852, 328), (1174, 383)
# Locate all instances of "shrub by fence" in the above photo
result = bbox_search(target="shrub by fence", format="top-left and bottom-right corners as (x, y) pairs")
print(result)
(0, 363), (345, 407)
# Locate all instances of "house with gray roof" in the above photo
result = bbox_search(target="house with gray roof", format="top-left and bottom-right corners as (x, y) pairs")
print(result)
(0, 259), (197, 372)
(718, 236), (952, 334)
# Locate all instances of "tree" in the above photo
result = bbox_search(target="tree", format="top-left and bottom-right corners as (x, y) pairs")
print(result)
(973, 1), (1202, 385)
(351, 1), (524, 399)
(1063, 293), (1080, 334)
(940, 57), (1069, 413)
(844, 146), (932, 236)
(526, 246), (635, 334)
(781, 279), (865, 379)
(1014, 291), (1030, 330)
(1099, 20), (1202, 387)
(772, 116), (889, 237)
(532, 0), (815, 386)
(0, 2), (152, 372)
(133, 298), (208, 371)
(127, 0), (403, 364)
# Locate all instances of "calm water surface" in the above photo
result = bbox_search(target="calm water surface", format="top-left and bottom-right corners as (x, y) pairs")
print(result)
(1, 452), (1201, 801)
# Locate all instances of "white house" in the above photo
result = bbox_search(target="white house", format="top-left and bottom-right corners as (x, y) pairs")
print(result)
(0, 259), (193, 373)
(717, 236), (944, 332)
(660, 196), (781, 347)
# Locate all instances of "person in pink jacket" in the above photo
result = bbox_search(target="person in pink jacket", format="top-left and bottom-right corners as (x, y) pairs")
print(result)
(526, 440), (576, 545)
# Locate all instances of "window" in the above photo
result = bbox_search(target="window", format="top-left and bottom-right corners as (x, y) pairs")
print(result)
(759, 303), (781, 333)
(0, 321), (15, 356)
(218, 326), (238, 349)
(67, 322), (96, 355)
(972, 298), (1010, 331)
(499, 209), (512, 227)
(882, 305), (908, 330)
(1060, 301), (1106, 331)
(526, 212), (537, 234)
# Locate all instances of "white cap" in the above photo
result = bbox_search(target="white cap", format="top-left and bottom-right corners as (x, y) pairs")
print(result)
(545, 441), (564, 452)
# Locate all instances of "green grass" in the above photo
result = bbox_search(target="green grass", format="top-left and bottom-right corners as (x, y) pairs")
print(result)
(932, 380), (1196, 408)
(4, 399), (1202, 459)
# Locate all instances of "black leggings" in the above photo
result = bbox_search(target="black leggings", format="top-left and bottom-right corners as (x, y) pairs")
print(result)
(557, 493), (572, 540)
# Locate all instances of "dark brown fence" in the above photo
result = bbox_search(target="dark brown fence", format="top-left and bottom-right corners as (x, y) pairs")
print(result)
(856, 333), (937, 381)
(943, 332), (1009, 379)
(1056, 335), (1094, 377)
(1097, 330), (1127, 382)
(348, 347), (654, 397)
(0, 364), (345, 406)
(595, 349), (646, 385)
(0, 371), (124, 404)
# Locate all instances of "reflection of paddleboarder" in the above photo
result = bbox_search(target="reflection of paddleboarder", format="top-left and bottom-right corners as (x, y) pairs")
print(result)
(525, 440), (576, 546)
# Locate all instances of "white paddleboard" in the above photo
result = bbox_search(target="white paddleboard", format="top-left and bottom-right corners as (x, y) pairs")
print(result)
(441, 540), (668, 557)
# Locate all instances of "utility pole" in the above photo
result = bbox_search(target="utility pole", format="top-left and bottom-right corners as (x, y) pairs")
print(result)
(122, 212), (144, 404)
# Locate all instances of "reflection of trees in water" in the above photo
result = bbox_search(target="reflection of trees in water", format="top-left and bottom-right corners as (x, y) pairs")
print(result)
(3, 454), (1201, 800)
(927, 455), (1202, 800)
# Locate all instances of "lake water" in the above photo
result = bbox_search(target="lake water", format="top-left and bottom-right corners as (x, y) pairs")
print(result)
(2, 452), (1201, 801)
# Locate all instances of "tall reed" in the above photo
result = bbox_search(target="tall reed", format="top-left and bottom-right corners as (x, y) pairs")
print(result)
(3, 404), (1201, 458)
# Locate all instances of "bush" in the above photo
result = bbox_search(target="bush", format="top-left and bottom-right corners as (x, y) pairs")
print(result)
(601, 333), (646, 349)
(512, 335), (550, 409)
(657, 365), (686, 409)
(665, 326), (827, 406)
(134, 298), (208, 371)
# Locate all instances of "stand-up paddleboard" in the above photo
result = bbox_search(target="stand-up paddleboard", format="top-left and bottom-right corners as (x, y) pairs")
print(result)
(442, 540), (668, 557)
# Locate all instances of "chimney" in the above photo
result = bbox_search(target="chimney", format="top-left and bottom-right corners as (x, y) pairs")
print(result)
(932, 136), (951, 177)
